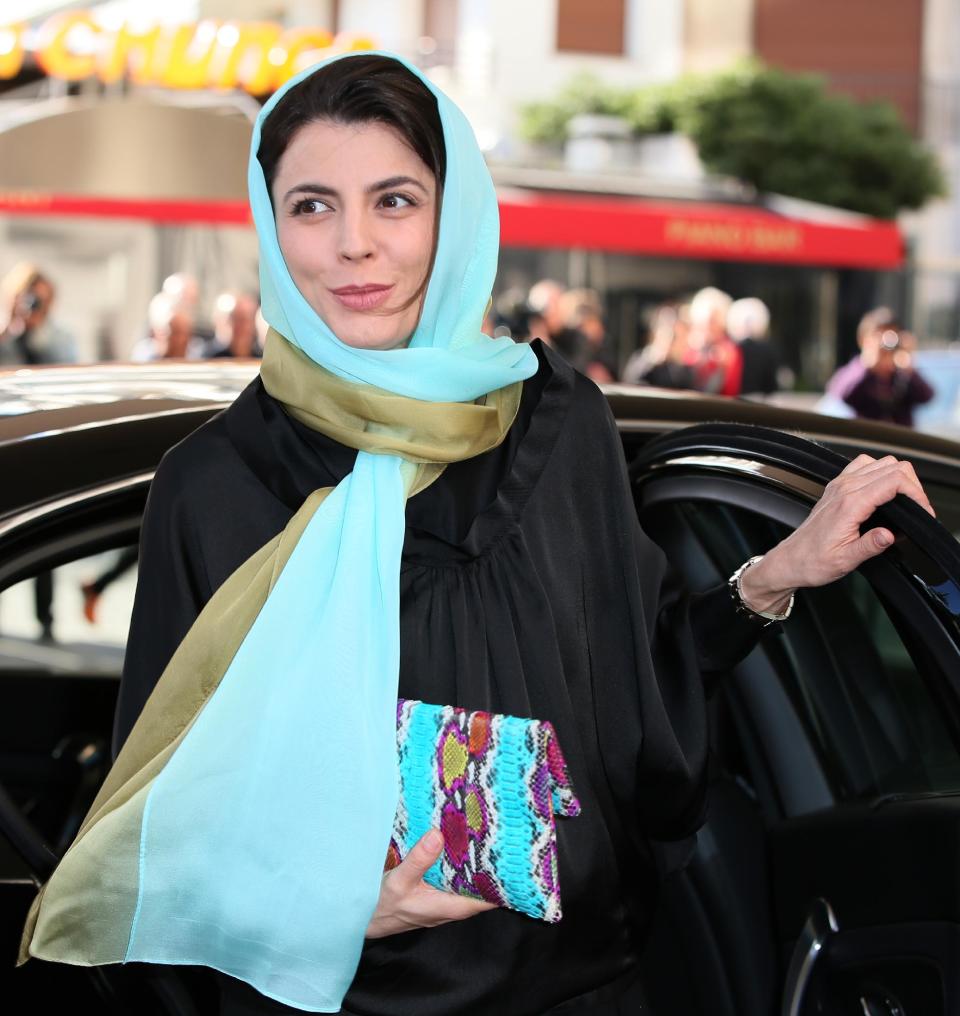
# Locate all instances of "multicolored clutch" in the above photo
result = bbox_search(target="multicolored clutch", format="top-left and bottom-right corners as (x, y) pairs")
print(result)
(388, 699), (581, 923)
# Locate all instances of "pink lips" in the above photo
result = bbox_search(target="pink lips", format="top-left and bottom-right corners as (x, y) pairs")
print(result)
(331, 284), (394, 311)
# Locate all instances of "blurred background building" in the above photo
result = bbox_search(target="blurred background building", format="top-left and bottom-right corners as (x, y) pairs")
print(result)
(0, 0), (958, 390)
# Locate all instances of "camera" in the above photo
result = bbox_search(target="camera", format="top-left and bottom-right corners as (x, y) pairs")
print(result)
(879, 329), (901, 352)
(19, 292), (42, 315)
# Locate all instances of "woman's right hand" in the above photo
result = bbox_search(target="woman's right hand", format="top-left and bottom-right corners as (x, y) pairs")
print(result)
(365, 830), (497, 938)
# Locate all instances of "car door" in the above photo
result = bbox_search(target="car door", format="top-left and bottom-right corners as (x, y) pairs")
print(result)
(0, 470), (218, 1013)
(627, 423), (960, 1016)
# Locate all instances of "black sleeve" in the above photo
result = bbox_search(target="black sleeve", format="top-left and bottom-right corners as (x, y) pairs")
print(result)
(584, 393), (763, 843)
(111, 450), (213, 760)
(688, 582), (764, 679)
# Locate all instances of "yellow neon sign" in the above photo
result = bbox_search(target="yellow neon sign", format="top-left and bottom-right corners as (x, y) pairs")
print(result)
(0, 23), (26, 78)
(0, 13), (374, 94)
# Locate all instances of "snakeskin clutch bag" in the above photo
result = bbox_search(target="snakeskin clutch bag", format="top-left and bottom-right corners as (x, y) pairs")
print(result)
(388, 699), (581, 923)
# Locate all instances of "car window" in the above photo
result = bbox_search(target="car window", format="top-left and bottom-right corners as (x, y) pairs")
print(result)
(0, 547), (137, 675)
(0, 546), (137, 855)
(674, 500), (960, 802)
(916, 478), (960, 544)
(914, 355), (960, 438)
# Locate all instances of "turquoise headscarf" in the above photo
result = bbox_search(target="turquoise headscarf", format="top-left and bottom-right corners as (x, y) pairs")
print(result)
(251, 51), (535, 400)
(120, 51), (537, 1010)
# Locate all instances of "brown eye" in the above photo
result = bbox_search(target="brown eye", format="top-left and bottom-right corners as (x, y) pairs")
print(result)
(291, 198), (330, 216)
(379, 193), (415, 210)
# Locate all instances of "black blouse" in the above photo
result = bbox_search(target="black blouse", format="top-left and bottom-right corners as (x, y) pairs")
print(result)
(114, 340), (760, 1015)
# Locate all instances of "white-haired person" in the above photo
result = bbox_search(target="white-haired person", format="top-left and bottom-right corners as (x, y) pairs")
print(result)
(727, 296), (780, 396)
(687, 286), (742, 396)
(131, 290), (202, 361)
(205, 290), (262, 359)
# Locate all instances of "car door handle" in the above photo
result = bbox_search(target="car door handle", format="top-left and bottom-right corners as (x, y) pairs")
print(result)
(781, 897), (839, 1016)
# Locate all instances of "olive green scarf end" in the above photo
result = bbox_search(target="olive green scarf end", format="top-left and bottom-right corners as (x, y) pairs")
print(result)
(260, 328), (523, 497)
(18, 327), (527, 969)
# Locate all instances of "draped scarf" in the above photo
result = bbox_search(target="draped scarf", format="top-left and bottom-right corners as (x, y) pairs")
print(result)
(19, 51), (538, 1012)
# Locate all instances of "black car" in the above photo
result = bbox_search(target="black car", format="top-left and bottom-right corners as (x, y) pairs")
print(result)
(3, 362), (960, 1016)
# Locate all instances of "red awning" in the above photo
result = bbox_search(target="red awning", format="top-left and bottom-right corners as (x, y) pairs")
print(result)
(0, 192), (251, 226)
(0, 187), (904, 270)
(497, 190), (904, 270)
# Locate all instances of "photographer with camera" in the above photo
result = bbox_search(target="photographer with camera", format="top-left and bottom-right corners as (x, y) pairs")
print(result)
(0, 262), (77, 367)
(0, 263), (78, 641)
(826, 306), (934, 428)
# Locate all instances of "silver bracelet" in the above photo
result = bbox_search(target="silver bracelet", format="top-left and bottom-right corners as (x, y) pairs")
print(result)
(727, 555), (795, 628)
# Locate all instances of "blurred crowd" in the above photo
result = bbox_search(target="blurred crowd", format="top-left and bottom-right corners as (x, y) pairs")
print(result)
(486, 279), (935, 427)
(486, 280), (782, 397)
(0, 264), (264, 369)
(0, 264), (270, 643)
(1, 263), (935, 430)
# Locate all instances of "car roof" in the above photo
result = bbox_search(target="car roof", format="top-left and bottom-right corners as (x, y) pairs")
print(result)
(0, 360), (259, 439)
(2, 360), (959, 520)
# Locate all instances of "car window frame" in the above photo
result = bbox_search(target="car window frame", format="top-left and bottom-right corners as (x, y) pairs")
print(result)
(634, 467), (960, 819)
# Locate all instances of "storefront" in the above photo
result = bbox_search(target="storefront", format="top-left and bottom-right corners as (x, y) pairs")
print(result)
(0, 8), (905, 382)
(0, 7), (369, 360)
(491, 185), (904, 386)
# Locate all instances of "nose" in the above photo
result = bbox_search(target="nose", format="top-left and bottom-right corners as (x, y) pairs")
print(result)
(338, 206), (375, 262)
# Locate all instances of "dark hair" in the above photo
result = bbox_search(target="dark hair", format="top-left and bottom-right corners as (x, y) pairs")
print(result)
(258, 56), (446, 322)
(257, 55), (446, 198)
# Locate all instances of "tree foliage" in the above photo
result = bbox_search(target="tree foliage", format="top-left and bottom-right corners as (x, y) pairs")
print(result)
(517, 72), (636, 143)
(516, 62), (945, 219)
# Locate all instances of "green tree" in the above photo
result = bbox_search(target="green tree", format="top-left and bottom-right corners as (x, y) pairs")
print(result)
(677, 63), (945, 219)
(517, 72), (635, 144)
(516, 62), (945, 219)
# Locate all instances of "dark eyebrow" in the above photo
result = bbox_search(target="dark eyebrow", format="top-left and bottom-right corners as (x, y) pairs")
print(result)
(281, 175), (429, 205)
(367, 175), (429, 195)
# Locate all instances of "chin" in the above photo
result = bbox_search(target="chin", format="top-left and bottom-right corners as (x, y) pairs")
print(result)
(323, 310), (415, 351)
(336, 329), (411, 351)
(309, 294), (419, 352)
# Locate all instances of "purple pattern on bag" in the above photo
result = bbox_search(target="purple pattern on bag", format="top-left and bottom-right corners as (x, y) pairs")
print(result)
(389, 699), (580, 923)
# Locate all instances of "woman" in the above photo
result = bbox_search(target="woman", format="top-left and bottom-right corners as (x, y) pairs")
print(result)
(20, 52), (935, 1015)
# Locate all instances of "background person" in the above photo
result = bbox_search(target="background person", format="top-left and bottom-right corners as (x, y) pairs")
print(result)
(727, 296), (779, 396)
(526, 278), (566, 350)
(687, 286), (742, 396)
(80, 548), (139, 625)
(558, 288), (616, 382)
(826, 307), (934, 427)
(0, 263), (78, 641)
(203, 291), (262, 359)
(130, 291), (202, 361)
(486, 287), (540, 341)
(0, 263), (77, 366)
(622, 303), (696, 389)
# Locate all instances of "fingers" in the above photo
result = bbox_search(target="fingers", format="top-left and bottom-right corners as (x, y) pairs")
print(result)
(840, 473), (923, 525)
(409, 885), (498, 924)
(832, 455), (935, 517)
(367, 830), (497, 939)
(847, 526), (896, 569)
(841, 453), (878, 475)
(393, 831), (497, 914)
(849, 466), (934, 518)
(392, 830), (444, 892)
(845, 471), (931, 516)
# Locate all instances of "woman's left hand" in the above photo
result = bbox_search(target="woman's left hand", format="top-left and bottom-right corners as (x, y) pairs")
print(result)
(738, 453), (937, 613)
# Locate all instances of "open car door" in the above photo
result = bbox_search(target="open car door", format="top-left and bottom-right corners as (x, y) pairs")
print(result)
(630, 424), (960, 1016)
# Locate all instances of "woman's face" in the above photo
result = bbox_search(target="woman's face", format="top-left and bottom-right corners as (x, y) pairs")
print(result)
(272, 119), (437, 350)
